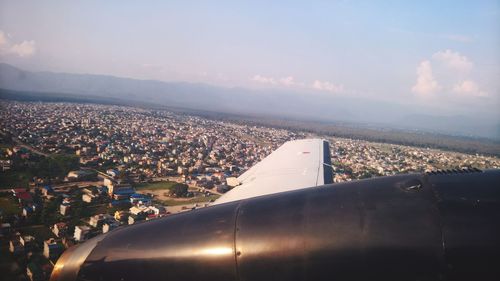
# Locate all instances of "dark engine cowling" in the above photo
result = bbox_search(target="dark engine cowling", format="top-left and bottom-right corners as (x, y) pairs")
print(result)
(51, 169), (500, 281)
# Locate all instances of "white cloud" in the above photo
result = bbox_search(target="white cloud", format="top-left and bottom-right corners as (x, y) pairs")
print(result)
(9, 40), (36, 57)
(0, 30), (36, 57)
(411, 50), (490, 100)
(412, 60), (440, 96)
(452, 80), (487, 97)
(252, 75), (345, 94)
(279, 76), (295, 86)
(312, 80), (344, 93)
(432, 49), (472, 73)
(252, 75), (299, 87)
(252, 74), (277, 85)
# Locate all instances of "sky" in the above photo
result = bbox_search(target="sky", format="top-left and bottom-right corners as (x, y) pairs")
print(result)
(0, 0), (499, 118)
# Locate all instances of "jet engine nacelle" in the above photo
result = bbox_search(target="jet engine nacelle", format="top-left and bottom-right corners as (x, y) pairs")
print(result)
(51, 170), (500, 281)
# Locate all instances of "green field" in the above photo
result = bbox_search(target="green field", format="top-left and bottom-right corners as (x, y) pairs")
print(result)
(134, 181), (178, 190)
(158, 194), (220, 206)
(0, 196), (20, 216)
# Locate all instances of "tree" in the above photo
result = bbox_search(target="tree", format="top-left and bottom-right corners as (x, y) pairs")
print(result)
(170, 183), (188, 198)
(41, 197), (61, 226)
(36, 154), (79, 179)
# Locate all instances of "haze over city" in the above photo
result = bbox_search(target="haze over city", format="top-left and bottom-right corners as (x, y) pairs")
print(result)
(1, 0), (499, 139)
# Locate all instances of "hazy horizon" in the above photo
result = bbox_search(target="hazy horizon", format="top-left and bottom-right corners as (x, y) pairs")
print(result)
(1, 0), (499, 138)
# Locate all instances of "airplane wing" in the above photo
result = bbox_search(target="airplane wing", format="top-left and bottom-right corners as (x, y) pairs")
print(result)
(213, 139), (333, 205)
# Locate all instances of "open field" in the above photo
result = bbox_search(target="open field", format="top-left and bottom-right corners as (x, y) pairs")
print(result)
(156, 194), (220, 206)
(135, 182), (221, 206)
(133, 181), (177, 190)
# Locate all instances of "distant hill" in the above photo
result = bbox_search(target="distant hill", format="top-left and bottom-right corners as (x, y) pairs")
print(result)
(0, 63), (498, 140)
(0, 63), (354, 121)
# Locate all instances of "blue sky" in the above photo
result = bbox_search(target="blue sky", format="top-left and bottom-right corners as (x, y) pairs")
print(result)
(0, 0), (499, 117)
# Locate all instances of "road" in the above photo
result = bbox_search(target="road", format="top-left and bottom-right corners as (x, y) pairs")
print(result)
(9, 135), (50, 157)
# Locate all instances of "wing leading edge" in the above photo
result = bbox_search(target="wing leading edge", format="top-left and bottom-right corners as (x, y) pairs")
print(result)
(213, 139), (333, 205)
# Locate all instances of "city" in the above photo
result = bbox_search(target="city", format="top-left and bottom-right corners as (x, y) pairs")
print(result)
(1, 101), (499, 280)
(1, 1), (499, 280)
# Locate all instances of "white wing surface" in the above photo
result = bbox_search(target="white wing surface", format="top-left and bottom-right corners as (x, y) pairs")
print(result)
(213, 139), (333, 205)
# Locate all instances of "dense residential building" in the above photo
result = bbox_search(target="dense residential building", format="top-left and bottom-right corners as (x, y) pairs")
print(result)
(89, 214), (109, 228)
(102, 222), (119, 234)
(43, 238), (64, 260)
(74, 225), (91, 242)
(1, 100), (499, 281)
(52, 222), (68, 237)
(9, 239), (24, 255)
(59, 203), (71, 216)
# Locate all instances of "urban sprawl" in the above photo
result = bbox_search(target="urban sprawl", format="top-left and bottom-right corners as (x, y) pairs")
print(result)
(1, 101), (499, 281)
